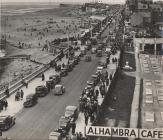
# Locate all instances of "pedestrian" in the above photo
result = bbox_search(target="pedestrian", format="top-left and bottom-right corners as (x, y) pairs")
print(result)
(78, 132), (83, 140)
(46, 82), (51, 92)
(71, 121), (76, 135)
(20, 90), (24, 100)
(24, 79), (28, 88)
(105, 71), (108, 80)
(0, 101), (3, 112)
(109, 74), (113, 81)
(95, 89), (99, 97)
(66, 52), (68, 58)
(71, 134), (77, 140)
(42, 73), (45, 81)
(106, 78), (109, 86)
(5, 87), (9, 98)
(15, 90), (20, 101)
(84, 112), (89, 126)
(62, 63), (65, 68)
(101, 90), (105, 98)
(4, 100), (8, 110)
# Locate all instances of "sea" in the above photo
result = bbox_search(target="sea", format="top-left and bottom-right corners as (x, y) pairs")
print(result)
(1, 2), (60, 16)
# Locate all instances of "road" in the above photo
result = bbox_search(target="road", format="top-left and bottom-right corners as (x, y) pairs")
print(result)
(3, 53), (100, 140)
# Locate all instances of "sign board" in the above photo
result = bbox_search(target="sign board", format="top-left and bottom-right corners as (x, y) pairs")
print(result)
(85, 126), (163, 139)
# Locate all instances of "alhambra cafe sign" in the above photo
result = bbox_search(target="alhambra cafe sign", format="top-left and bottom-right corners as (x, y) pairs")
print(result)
(85, 126), (163, 139)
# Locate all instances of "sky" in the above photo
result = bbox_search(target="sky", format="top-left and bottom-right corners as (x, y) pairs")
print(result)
(2, 0), (162, 4)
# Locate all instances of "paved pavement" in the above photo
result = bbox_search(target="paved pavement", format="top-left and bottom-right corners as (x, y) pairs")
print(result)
(74, 51), (120, 136)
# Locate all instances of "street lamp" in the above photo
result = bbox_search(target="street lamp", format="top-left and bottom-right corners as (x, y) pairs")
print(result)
(8, 71), (11, 88)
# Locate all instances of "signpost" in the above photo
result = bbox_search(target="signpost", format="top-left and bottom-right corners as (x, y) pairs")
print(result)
(85, 126), (163, 139)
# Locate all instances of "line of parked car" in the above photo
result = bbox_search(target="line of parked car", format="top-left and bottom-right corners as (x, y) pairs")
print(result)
(23, 54), (81, 108)
(48, 43), (110, 140)
(48, 44), (101, 140)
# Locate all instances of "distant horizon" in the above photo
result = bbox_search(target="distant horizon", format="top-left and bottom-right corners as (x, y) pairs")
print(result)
(1, 0), (126, 4)
(1, 0), (162, 4)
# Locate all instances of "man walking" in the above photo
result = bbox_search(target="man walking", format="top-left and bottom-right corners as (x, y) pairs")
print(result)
(4, 100), (8, 110)
(42, 73), (45, 81)
(84, 112), (89, 126)
(71, 121), (76, 135)
(20, 90), (24, 100)
(5, 87), (9, 98)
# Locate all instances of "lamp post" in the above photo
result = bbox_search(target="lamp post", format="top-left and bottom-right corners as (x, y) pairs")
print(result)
(8, 72), (10, 88)
(67, 33), (70, 61)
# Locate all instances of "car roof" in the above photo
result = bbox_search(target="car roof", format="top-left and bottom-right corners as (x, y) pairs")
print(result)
(59, 116), (69, 123)
(97, 66), (103, 69)
(0, 116), (9, 119)
(92, 74), (98, 77)
(66, 106), (77, 111)
(36, 85), (45, 88)
(50, 74), (59, 77)
(47, 79), (53, 82)
(49, 131), (60, 136)
(0, 116), (11, 122)
(87, 79), (94, 83)
(55, 84), (62, 88)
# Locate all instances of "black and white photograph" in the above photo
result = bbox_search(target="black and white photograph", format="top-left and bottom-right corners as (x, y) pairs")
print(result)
(0, 0), (163, 139)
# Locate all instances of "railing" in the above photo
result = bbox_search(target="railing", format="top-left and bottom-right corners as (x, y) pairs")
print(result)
(0, 48), (68, 100)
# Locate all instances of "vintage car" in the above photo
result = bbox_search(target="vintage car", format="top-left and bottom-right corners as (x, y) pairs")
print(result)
(96, 50), (102, 57)
(59, 116), (71, 134)
(105, 47), (111, 54)
(73, 56), (80, 65)
(46, 79), (56, 89)
(80, 48), (86, 56)
(91, 47), (97, 54)
(97, 43), (103, 50)
(23, 93), (38, 107)
(0, 115), (16, 131)
(49, 74), (61, 84)
(65, 64), (73, 72)
(53, 85), (65, 95)
(48, 131), (62, 140)
(98, 58), (107, 68)
(85, 55), (92, 62)
(69, 60), (75, 68)
(60, 68), (68, 77)
(64, 106), (78, 121)
(91, 74), (99, 85)
(97, 66), (103, 73)
(35, 85), (48, 97)
(87, 79), (96, 88)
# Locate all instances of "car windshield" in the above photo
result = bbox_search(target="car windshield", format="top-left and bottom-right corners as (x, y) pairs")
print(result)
(65, 110), (73, 116)
(36, 87), (43, 91)
(59, 118), (68, 127)
(55, 86), (61, 92)
(49, 134), (58, 140)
